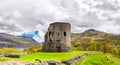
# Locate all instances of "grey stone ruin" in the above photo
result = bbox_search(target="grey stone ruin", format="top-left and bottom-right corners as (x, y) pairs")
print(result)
(42, 22), (71, 52)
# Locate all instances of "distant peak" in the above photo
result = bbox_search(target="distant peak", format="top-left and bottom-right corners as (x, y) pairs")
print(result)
(85, 29), (98, 32)
(81, 29), (106, 37)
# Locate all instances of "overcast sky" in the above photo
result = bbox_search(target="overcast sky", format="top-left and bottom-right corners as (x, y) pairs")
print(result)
(0, 0), (120, 42)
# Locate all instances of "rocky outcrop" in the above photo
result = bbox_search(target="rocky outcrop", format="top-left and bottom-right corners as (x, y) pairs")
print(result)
(25, 59), (60, 65)
(62, 55), (81, 65)
(0, 61), (24, 65)
(46, 61), (61, 65)
(42, 22), (71, 52)
(4, 53), (21, 58)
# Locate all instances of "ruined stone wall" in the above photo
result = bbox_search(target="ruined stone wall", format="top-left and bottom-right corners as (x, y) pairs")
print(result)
(42, 22), (71, 52)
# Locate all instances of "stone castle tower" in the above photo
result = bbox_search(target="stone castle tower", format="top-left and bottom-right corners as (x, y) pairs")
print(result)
(42, 22), (71, 52)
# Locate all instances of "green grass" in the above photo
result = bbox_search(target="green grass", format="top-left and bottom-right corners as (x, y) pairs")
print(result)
(17, 51), (84, 61)
(108, 55), (120, 65)
(76, 51), (120, 65)
(2, 51), (120, 65)
(11, 51), (23, 54)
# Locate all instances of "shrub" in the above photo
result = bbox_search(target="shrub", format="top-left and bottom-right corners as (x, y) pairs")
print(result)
(24, 45), (42, 53)
(3, 48), (16, 53)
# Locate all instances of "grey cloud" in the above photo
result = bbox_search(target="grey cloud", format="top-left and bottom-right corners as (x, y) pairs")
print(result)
(0, 22), (21, 32)
(0, 0), (120, 42)
(94, 0), (120, 12)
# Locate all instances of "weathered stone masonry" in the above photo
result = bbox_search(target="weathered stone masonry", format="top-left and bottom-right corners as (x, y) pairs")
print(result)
(42, 22), (71, 52)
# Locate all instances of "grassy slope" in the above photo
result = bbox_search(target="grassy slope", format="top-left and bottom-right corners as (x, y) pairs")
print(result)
(3, 51), (120, 65)
(17, 51), (84, 61)
(76, 51), (120, 65)
(108, 55), (120, 65)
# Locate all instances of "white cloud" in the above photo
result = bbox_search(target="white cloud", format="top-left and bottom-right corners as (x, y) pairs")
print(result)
(0, 0), (120, 42)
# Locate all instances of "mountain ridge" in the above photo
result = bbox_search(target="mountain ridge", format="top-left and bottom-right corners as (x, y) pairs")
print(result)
(71, 29), (116, 41)
(0, 33), (39, 48)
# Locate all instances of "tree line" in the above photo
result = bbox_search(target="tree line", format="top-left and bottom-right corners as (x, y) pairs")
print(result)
(72, 37), (120, 56)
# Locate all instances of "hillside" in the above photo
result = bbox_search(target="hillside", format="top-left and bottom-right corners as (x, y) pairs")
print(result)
(0, 29), (119, 65)
(71, 29), (120, 54)
(71, 29), (115, 41)
(0, 33), (39, 48)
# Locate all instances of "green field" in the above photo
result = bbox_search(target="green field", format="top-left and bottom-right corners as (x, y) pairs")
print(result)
(2, 51), (120, 65)
(18, 51), (84, 61)
(76, 51), (120, 65)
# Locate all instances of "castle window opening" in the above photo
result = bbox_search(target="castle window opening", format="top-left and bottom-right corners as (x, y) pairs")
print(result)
(64, 32), (66, 36)
(58, 33), (59, 36)
(49, 31), (51, 36)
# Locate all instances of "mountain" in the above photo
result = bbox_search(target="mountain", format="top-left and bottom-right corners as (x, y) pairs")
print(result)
(71, 29), (115, 41)
(71, 29), (120, 55)
(0, 33), (39, 48)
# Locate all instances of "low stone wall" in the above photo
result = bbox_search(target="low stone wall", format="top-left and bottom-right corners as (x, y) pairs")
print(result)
(62, 53), (89, 65)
